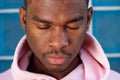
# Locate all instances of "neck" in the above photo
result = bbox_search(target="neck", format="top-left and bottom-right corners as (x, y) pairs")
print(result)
(27, 54), (82, 79)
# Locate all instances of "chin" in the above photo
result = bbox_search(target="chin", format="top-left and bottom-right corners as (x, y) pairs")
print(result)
(46, 65), (68, 73)
(47, 68), (65, 73)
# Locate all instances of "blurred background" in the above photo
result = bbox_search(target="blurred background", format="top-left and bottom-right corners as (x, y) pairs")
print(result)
(0, 0), (120, 73)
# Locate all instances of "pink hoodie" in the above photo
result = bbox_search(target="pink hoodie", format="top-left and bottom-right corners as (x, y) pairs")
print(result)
(0, 32), (120, 80)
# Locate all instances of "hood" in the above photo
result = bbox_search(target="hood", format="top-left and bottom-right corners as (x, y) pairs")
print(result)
(11, 32), (110, 80)
(80, 32), (110, 80)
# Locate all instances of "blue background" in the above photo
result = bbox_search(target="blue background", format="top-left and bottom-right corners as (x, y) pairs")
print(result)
(93, 11), (120, 53)
(92, 0), (120, 6)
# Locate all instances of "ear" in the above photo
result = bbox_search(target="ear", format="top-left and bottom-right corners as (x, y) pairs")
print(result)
(86, 7), (93, 31)
(19, 7), (27, 30)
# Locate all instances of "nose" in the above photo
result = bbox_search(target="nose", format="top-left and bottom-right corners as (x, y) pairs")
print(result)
(49, 27), (69, 50)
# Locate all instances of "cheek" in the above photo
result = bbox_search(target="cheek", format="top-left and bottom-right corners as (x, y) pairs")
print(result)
(69, 29), (86, 54)
(26, 26), (50, 55)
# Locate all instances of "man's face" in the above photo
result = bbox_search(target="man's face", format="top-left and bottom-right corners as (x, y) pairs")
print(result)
(20, 0), (91, 72)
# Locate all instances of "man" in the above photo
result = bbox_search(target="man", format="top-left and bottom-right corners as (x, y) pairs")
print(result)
(0, 0), (120, 80)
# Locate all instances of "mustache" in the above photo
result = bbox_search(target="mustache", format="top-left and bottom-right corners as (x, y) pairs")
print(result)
(43, 49), (72, 57)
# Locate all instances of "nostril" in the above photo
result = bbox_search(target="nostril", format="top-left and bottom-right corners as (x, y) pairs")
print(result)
(48, 38), (69, 49)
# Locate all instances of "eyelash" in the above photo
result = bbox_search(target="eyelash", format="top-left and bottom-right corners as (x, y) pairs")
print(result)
(66, 26), (80, 30)
(36, 22), (81, 31)
(37, 25), (51, 30)
(37, 26), (80, 31)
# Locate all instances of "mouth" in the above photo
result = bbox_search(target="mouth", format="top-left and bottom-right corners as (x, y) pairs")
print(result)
(47, 55), (67, 65)
(46, 54), (69, 65)
(44, 50), (71, 65)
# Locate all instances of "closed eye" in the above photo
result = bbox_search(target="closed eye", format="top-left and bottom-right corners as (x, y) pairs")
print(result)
(66, 20), (83, 30)
(37, 23), (51, 30)
(32, 15), (51, 30)
(65, 16), (84, 30)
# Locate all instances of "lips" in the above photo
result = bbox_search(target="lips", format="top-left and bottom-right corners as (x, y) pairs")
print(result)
(47, 56), (67, 65)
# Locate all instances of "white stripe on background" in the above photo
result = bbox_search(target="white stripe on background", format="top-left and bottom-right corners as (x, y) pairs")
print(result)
(0, 7), (120, 13)
(106, 53), (120, 58)
(0, 9), (19, 13)
(0, 56), (13, 60)
(94, 6), (120, 11)
(0, 53), (120, 60)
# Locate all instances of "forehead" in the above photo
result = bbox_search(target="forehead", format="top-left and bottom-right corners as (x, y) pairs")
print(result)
(28, 0), (87, 12)
(27, 0), (87, 23)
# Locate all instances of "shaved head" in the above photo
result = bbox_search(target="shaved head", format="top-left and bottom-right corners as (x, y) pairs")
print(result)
(24, 0), (89, 9)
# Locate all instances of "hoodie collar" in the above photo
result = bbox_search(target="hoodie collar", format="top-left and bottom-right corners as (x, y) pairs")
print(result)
(11, 32), (110, 80)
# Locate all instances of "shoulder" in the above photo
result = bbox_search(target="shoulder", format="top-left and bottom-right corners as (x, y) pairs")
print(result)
(0, 69), (13, 80)
(107, 70), (120, 80)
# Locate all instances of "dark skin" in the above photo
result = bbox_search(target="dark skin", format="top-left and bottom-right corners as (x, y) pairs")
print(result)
(19, 0), (93, 79)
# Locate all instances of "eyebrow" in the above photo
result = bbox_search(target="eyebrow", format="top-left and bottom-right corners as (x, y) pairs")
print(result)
(67, 16), (84, 24)
(32, 15), (83, 24)
(32, 16), (50, 24)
